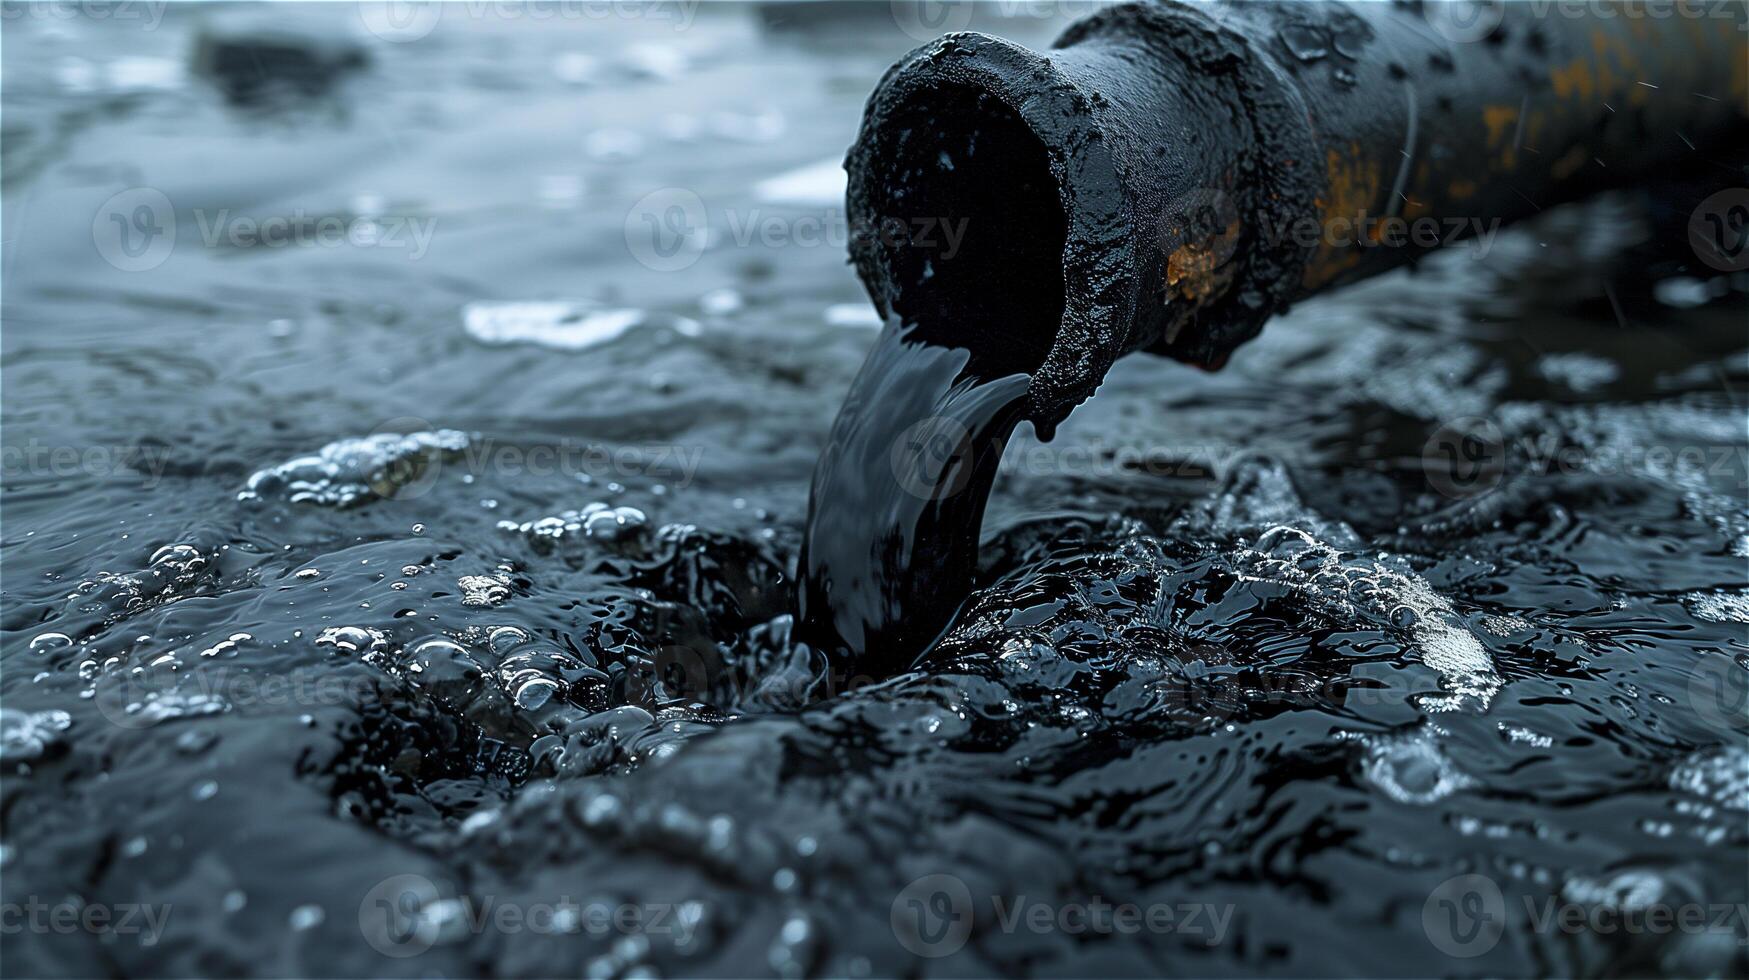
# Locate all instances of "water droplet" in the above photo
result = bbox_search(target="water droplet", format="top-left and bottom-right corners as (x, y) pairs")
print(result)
(1279, 24), (1330, 62)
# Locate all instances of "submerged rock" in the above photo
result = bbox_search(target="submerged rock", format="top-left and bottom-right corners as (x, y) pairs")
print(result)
(191, 13), (368, 104)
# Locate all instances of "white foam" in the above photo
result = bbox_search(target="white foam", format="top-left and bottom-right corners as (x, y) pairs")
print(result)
(463, 302), (644, 351)
(824, 303), (882, 330)
(755, 158), (846, 206)
(1684, 591), (1749, 624)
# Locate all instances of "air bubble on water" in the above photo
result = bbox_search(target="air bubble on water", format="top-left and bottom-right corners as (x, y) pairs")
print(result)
(1683, 591), (1749, 624)
(1561, 869), (1666, 911)
(1279, 24), (1330, 61)
(29, 632), (72, 654)
(1478, 615), (1534, 636)
(769, 911), (813, 978)
(582, 792), (623, 827)
(175, 729), (218, 755)
(1498, 723), (1553, 748)
(1670, 746), (1748, 812)
(584, 128), (644, 161)
(1654, 276), (1726, 308)
(623, 42), (687, 80)
(0, 708), (73, 761)
(698, 288), (744, 317)
(1537, 352), (1620, 392)
(458, 574), (512, 608)
(314, 626), (390, 657)
(499, 503), (648, 548)
(240, 430), (469, 508)
(512, 675), (560, 710)
(288, 904), (324, 931)
(199, 632), (251, 658)
(1355, 728), (1477, 805)
(1240, 526), (1500, 709)
(128, 691), (231, 726)
(459, 808), (501, 835)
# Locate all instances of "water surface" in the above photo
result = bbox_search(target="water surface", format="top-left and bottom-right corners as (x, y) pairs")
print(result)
(2, 5), (1746, 977)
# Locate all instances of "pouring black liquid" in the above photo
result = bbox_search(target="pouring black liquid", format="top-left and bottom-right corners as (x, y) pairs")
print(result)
(796, 322), (1034, 678)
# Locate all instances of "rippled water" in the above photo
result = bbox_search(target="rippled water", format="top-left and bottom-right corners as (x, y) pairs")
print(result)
(3, 4), (1746, 977)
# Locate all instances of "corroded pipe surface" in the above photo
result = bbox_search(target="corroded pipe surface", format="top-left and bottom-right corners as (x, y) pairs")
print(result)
(846, 0), (1749, 433)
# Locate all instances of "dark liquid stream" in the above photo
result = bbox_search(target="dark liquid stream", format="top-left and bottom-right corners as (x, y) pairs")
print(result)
(797, 322), (1032, 677)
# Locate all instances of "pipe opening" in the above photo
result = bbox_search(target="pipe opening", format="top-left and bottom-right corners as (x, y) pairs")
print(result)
(865, 85), (1067, 380)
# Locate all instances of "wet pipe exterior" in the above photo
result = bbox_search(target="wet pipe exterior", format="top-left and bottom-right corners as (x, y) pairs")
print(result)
(845, 0), (1749, 434)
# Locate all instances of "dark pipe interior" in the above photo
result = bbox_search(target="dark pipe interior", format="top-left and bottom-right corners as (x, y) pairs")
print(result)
(861, 86), (1067, 380)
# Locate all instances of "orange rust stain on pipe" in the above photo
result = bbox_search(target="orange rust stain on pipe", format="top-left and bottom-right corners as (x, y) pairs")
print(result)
(1482, 104), (1521, 169)
(1303, 142), (1379, 289)
(1165, 217), (1241, 306)
(1552, 144), (1590, 180)
(1551, 58), (1597, 102)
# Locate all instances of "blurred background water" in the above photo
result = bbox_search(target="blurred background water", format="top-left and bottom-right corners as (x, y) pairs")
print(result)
(2, 2), (1746, 977)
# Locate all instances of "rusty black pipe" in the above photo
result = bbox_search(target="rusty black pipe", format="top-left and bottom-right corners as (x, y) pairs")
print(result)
(846, 0), (1749, 436)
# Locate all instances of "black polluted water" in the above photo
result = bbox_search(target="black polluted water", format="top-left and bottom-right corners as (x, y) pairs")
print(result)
(3, 6), (1747, 978)
(797, 319), (1033, 679)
